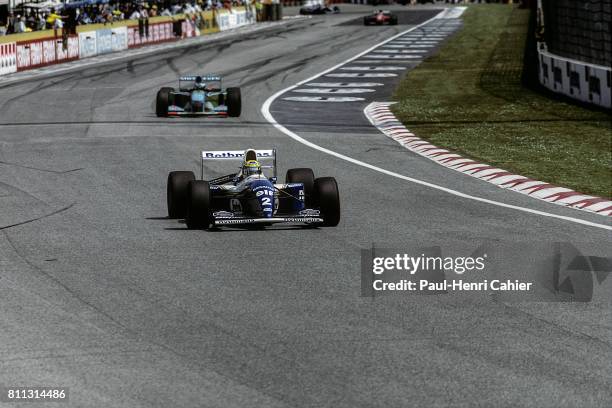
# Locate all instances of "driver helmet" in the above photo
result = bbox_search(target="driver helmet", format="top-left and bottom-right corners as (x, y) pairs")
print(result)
(242, 160), (262, 177)
(194, 76), (205, 89)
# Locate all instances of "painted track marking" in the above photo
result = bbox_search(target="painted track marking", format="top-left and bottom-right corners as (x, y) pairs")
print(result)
(291, 88), (375, 94)
(305, 82), (384, 87)
(282, 96), (365, 102)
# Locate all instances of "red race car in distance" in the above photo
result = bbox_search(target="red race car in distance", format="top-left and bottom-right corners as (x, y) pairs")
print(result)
(364, 10), (398, 26)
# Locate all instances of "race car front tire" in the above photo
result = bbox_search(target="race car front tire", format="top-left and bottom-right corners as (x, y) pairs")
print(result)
(390, 17), (398, 25)
(286, 168), (315, 208)
(226, 87), (241, 117)
(167, 171), (195, 218)
(315, 177), (340, 227)
(186, 180), (211, 229)
(156, 87), (173, 117)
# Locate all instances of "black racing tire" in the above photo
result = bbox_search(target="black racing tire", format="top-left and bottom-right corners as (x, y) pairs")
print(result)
(286, 168), (315, 207)
(314, 177), (340, 227)
(363, 17), (369, 25)
(226, 87), (241, 117)
(156, 87), (174, 117)
(167, 171), (195, 218)
(186, 180), (211, 229)
(390, 17), (398, 26)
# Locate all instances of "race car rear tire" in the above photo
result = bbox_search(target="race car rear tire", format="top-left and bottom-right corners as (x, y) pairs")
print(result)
(156, 87), (173, 117)
(227, 87), (241, 117)
(390, 17), (398, 25)
(314, 177), (340, 227)
(186, 180), (211, 229)
(167, 171), (195, 218)
(286, 168), (315, 207)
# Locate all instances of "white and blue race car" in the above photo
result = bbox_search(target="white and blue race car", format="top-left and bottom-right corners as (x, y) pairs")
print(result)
(166, 149), (340, 229)
(156, 74), (241, 117)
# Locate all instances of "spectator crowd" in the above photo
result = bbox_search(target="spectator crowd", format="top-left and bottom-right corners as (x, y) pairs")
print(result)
(0, 0), (250, 35)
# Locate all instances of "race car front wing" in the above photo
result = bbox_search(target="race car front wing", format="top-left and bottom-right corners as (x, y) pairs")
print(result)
(213, 215), (323, 226)
(167, 110), (228, 117)
(167, 104), (228, 117)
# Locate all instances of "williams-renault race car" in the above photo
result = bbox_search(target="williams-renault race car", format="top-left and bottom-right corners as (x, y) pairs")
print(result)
(364, 10), (398, 25)
(166, 149), (340, 229)
(155, 74), (241, 117)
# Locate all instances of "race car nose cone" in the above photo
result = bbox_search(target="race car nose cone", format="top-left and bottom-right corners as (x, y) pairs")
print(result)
(252, 180), (276, 218)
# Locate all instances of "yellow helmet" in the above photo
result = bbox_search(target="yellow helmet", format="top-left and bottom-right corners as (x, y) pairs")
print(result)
(243, 160), (261, 177)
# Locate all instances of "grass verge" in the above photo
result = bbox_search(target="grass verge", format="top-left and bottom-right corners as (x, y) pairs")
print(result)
(391, 4), (611, 198)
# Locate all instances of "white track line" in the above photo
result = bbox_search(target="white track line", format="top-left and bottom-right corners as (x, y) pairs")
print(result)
(261, 12), (611, 231)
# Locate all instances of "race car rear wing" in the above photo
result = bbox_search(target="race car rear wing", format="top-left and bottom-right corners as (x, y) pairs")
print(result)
(200, 149), (277, 179)
(179, 74), (222, 91)
(181, 75), (222, 82)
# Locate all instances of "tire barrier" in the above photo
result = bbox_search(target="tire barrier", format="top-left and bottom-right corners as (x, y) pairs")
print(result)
(0, 42), (17, 76)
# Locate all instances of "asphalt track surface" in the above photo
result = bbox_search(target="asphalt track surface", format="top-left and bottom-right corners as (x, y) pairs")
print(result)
(0, 6), (610, 408)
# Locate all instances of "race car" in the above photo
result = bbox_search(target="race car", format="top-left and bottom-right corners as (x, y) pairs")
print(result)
(364, 10), (398, 26)
(155, 74), (241, 117)
(299, 2), (340, 15)
(166, 149), (340, 229)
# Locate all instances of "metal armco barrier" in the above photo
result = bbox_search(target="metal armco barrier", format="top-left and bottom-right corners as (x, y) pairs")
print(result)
(0, 42), (17, 76)
(538, 48), (612, 109)
(17, 35), (79, 71)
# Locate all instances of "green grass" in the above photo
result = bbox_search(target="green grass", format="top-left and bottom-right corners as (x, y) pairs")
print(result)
(391, 4), (612, 198)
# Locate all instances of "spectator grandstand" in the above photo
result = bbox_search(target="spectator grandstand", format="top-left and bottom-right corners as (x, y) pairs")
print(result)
(0, 0), (248, 35)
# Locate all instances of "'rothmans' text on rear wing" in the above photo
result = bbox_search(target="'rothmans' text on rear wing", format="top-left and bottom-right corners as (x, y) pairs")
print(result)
(200, 149), (277, 179)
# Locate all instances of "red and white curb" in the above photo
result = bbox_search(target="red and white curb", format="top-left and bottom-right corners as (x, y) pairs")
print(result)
(364, 102), (612, 217)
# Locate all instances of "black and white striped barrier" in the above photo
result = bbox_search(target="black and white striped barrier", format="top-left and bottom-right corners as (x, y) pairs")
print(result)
(538, 45), (611, 109)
